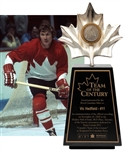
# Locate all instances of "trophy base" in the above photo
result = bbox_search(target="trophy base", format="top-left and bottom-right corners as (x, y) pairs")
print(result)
(63, 64), (121, 149)
(69, 146), (115, 149)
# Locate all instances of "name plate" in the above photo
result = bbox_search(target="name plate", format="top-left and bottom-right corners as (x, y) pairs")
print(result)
(64, 64), (121, 149)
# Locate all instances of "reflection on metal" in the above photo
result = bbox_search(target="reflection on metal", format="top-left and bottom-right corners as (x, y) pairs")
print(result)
(81, 23), (101, 44)
(59, 3), (122, 66)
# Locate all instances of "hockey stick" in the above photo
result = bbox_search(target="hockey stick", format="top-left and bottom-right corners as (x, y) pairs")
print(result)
(16, 81), (59, 92)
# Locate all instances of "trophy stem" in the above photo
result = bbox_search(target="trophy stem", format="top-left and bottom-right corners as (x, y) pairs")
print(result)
(89, 46), (94, 67)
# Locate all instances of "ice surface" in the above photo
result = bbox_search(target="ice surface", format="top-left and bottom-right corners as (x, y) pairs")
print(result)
(0, 113), (66, 136)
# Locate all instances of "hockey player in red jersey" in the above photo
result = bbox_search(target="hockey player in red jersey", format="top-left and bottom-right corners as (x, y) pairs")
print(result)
(3, 20), (69, 136)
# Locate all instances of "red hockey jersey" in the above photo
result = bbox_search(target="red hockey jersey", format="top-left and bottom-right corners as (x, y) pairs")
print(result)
(7, 38), (68, 81)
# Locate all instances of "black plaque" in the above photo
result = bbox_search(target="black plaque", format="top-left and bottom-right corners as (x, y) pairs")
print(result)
(64, 64), (122, 149)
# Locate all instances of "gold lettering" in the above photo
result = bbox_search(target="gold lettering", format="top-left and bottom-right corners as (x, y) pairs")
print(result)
(85, 107), (98, 110)
(88, 83), (106, 88)
(79, 107), (84, 110)
(81, 91), (108, 97)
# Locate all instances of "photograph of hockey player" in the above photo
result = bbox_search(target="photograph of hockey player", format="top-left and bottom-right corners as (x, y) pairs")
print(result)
(3, 20), (70, 136)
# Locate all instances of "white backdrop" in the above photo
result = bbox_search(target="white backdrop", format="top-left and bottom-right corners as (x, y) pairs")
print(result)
(0, 0), (125, 150)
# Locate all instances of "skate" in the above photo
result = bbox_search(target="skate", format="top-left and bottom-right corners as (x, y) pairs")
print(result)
(47, 128), (57, 136)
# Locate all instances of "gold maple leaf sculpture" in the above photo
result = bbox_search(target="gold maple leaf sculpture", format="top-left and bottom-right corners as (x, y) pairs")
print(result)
(59, 3), (122, 66)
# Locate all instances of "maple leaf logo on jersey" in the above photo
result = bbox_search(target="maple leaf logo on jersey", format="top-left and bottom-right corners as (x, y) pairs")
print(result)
(29, 58), (57, 80)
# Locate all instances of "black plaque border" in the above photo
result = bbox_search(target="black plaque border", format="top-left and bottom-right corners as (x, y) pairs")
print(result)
(64, 65), (121, 147)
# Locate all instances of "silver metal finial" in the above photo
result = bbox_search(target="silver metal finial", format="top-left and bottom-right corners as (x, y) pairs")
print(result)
(59, 3), (122, 66)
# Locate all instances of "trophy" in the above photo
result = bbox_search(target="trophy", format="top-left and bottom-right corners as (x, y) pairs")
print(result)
(59, 3), (122, 149)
